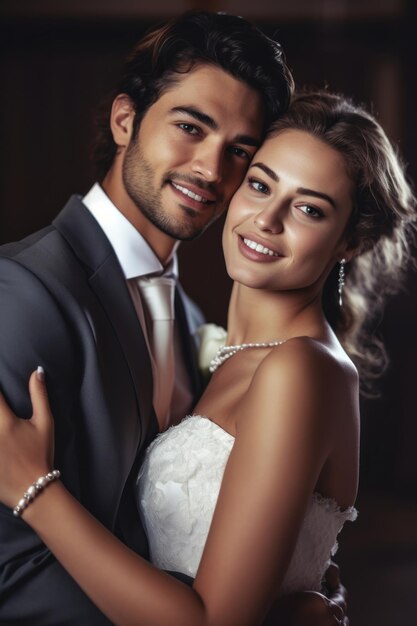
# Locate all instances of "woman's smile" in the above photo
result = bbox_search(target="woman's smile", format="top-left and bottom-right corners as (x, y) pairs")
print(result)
(238, 234), (284, 262)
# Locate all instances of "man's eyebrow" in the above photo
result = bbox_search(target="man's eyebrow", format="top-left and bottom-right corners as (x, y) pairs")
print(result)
(170, 106), (261, 147)
(235, 135), (260, 148)
(169, 106), (218, 130)
(296, 187), (336, 209)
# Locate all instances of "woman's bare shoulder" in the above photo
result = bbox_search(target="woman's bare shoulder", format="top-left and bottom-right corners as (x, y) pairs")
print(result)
(256, 335), (356, 382)
(241, 335), (359, 435)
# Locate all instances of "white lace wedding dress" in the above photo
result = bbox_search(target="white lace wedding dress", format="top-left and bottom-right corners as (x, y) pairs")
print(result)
(136, 415), (357, 595)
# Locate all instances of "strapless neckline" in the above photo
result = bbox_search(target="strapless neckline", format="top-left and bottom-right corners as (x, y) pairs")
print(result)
(137, 413), (357, 589)
(179, 414), (355, 516)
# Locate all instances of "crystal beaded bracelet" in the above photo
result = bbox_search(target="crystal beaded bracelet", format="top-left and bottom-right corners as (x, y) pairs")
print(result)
(13, 470), (61, 517)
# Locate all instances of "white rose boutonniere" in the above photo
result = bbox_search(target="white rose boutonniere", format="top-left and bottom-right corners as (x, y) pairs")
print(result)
(196, 323), (227, 379)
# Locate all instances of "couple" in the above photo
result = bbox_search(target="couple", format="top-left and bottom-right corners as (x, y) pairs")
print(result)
(0, 11), (415, 626)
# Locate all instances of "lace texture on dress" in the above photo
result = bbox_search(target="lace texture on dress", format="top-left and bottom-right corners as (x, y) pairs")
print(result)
(136, 416), (357, 593)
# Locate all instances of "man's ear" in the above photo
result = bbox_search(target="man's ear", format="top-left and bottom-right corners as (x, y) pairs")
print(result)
(110, 94), (135, 148)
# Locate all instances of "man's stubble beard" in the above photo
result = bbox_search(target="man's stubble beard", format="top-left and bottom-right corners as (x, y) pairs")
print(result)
(122, 138), (223, 242)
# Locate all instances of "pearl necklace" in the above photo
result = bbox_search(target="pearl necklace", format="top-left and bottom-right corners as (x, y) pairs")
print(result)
(209, 339), (286, 373)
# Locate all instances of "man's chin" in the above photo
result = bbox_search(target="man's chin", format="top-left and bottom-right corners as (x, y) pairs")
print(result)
(157, 213), (219, 242)
(140, 201), (222, 241)
(160, 222), (207, 242)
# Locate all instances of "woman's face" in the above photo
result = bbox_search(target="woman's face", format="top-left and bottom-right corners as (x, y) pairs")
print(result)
(222, 129), (355, 294)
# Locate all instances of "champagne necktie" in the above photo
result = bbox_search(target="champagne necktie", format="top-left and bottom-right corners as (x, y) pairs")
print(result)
(138, 276), (175, 429)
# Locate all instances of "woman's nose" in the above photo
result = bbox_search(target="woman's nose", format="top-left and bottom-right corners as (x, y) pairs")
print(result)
(254, 206), (284, 234)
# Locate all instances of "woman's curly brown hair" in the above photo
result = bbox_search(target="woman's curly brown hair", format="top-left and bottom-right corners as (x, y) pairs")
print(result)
(269, 90), (417, 394)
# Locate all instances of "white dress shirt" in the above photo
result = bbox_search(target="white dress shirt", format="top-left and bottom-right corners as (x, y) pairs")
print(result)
(83, 183), (193, 425)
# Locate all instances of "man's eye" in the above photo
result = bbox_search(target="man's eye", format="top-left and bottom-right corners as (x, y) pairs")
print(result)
(229, 146), (251, 160)
(178, 123), (199, 135)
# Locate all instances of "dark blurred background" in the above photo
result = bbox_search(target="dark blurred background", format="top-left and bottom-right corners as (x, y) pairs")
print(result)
(1, 1), (416, 623)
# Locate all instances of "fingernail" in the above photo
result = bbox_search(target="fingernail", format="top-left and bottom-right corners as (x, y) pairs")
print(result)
(36, 366), (45, 382)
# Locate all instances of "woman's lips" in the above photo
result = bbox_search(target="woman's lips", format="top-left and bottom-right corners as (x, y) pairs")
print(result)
(237, 235), (283, 263)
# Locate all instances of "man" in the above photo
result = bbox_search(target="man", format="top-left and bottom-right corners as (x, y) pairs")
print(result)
(0, 11), (344, 625)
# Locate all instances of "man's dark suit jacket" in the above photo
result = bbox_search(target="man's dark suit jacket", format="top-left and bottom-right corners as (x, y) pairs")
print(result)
(0, 196), (204, 625)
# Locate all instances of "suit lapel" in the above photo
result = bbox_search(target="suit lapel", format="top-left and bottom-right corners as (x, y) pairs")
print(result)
(53, 196), (155, 448)
(89, 259), (154, 444)
(175, 285), (204, 404)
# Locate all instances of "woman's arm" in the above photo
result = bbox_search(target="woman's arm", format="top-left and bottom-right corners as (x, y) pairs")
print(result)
(0, 341), (350, 626)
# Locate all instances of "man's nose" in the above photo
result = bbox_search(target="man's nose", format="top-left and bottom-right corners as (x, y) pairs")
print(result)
(191, 141), (223, 183)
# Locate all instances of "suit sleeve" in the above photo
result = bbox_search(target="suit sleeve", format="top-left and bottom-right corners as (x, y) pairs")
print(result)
(0, 259), (112, 625)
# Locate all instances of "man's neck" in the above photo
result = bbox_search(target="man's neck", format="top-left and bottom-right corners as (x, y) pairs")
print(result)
(101, 174), (178, 267)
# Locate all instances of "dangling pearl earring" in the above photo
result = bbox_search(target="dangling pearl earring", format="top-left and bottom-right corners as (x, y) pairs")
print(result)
(338, 259), (346, 307)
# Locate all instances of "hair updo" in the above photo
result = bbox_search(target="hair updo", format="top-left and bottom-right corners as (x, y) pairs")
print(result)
(269, 90), (417, 393)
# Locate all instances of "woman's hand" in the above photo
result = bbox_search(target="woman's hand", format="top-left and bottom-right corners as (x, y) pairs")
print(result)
(0, 368), (55, 510)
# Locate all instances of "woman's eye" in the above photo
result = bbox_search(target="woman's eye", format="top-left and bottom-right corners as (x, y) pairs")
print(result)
(248, 178), (270, 194)
(178, 123), (199, 135)
(297, 204), (323, 218)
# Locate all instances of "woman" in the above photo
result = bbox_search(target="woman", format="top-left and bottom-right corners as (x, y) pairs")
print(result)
(0, 91), (414, 626)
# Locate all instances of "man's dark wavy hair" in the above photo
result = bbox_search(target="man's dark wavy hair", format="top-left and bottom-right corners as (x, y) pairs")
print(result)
(93, 11), (294, 180)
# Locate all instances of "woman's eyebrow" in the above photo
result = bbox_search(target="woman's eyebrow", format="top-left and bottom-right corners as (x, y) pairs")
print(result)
(250, 163), (337, 209)
(296, 187), (336, 209)
(250, 162), (278, 181)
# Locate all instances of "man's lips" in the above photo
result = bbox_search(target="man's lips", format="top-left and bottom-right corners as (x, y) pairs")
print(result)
(238, 234), (283, 262)
(169, 180), (217, 205)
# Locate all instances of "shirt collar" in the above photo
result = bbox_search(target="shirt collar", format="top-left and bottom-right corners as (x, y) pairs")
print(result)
(82, 183), (179, 280)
